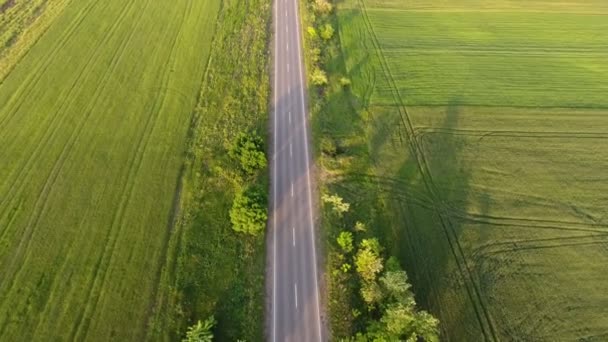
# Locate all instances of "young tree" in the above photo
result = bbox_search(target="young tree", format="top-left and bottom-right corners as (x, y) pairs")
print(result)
(312, 0), (333, 15)
(183, 316), (216, 342)
(354, 239), (383, 283)
(229, 186), (267, 236)
(380, 269), (412, 301)
(337, 231), (354, 253)
(322, 193), (349, 216)
(361, 281), (383, 306)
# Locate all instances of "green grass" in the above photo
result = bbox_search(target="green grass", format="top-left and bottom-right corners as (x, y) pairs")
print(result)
(314, 0), (608, 340)
(149, 0), (271, 340)
(0, 0), (73, 80)
(0, 0), (220, 340)
(368, 10), (608, 107)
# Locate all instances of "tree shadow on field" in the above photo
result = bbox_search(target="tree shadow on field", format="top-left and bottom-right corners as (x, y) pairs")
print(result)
(377, 100), (497, 341)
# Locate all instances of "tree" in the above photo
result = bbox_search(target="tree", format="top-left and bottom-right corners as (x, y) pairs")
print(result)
(320, 23), (334, 40)
(183, 316), (216, 342)
(370, 259), (440, 341)
(229, 186), (267, 235)
(360, 281), (383, 305)
(411, 310), (440, 342)
(337, 231), (354, 253)
(354, 239), (383, 283)
(380, 270), (412, 301)
(229, 132), (267, 175)
(310, 68), (328, 86)
(312, 0), (333, 15)
(322, 193), (349, 216)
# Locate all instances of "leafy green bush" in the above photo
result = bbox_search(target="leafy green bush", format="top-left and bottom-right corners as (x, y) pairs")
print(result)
(229, 186), (268, 236)
(312, 0), (333, 15)
(228, 132), (267, 175)
(337, 231), (354, 253)
(322, 193), (350, 216)
(307, 26), (318, 39)
(183, 316), (216, 342)
(310, 68), (328, 86)
(320, 23), (335, 40)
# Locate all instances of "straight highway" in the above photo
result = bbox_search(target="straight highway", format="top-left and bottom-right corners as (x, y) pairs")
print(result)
(268, 0), (324, 339)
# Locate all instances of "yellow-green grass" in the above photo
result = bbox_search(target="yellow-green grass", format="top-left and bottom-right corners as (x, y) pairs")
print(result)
(1, 0), (74, 81)
(0, 0), (219, 339)
(329, 0), (608, 340)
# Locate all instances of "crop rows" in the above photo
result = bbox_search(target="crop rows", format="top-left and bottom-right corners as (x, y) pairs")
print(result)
(0, 0), (219, 339)
(336, 0), (608, 339)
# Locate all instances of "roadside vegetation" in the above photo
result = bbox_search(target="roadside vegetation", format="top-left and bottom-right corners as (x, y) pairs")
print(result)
(148, 0), (271, 340)
(305, 0), (608, 340)
(301, 0), (439, 339)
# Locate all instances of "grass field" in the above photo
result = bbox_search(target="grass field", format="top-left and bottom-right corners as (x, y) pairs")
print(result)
(0, 0), (74, 81)
(149, 0), (271, 339)
(0, 0), (220, 339)
(317, 0), (608, 339)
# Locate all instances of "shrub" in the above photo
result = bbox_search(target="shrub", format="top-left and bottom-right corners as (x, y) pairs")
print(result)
(322, 193), (350, 216)
(337, 231), (354, 253)
(320, 23), (335, 40)
(307, 26), (318, 39)
(320, 137), (337, 156)
(182, 316), (216, 342)
(312, 0), (333, 15)
(229, 132), (267, 175)
(311, 47), (322, 63)
(230, 186), (268, 236)
(310, 68), (328, 86)
(339, 77), (351, 87)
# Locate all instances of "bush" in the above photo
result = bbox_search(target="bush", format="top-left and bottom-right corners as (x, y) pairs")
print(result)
(310, 68), (328, 86)
(337, 231), (354, 253)
(339, 77), (351, 87)
(320, 24), (335, 40)
(320, 137), (337, 157)
(307, 26), (318, 39)
(182, 316), (216, 342)
(230, 186), (268, 236)
(229, 132), (267, 175)
(311, 47), (322, 64)
(312, 0), (333, 15)
(322, 193), (350, 216)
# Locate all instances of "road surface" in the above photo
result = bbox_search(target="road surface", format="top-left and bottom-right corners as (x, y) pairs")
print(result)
(268, 0), (324, 340)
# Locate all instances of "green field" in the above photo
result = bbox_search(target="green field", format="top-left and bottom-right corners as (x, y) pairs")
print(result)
(0, 0), (220, 339)
(322, 0), (608, 339)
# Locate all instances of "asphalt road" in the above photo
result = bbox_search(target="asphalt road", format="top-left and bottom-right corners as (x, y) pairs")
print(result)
(269, 0), (324, 340)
